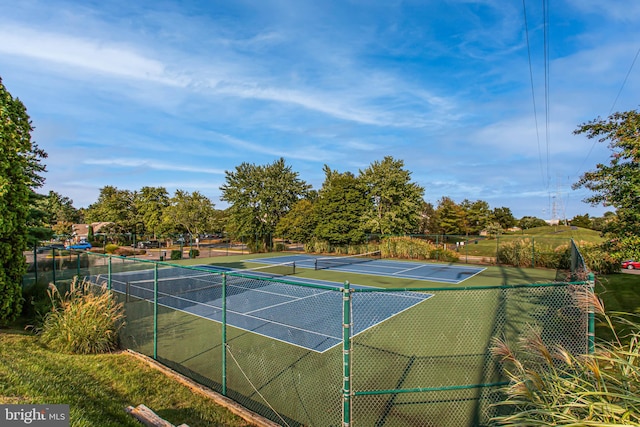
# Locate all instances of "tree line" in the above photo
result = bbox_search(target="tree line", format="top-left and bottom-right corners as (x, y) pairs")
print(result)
(37, 156), (613, 252)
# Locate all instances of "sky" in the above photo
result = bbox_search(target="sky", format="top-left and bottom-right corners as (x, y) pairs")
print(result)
(1, 0), (638, 220)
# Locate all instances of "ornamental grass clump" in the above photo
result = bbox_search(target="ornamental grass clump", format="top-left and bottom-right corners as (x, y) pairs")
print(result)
(38, 278), (125, 355)
(490, 287), (640, 426)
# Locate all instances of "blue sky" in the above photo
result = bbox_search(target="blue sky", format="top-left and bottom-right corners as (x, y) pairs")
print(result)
(1, 0), (638, 220)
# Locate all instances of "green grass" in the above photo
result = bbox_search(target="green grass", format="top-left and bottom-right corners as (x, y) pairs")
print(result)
(0, 330), (256, 427)
(457, 225), (605, 258)
(596, 272), (640, 314)
(594, 272), (640, 341)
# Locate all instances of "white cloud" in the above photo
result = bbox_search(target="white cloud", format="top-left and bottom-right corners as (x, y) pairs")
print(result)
(0, 25), (188, 87)
(85, 158), (225, 175)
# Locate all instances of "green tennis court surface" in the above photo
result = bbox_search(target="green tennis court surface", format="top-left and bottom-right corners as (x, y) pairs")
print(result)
(90, 266), (432, 352)
(251, 253), (486, 283)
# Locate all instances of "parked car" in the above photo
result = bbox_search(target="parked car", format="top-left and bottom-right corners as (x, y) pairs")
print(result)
(65, 242), (92, 250)
(137, 240), (160, 249)
(36, 243), (66, 253)
(622, 260), (640, 270)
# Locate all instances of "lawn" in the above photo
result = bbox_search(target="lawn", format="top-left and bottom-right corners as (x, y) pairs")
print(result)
(0, 330), (258, 427)
(594, 271), (640, 341)
(454, 225), (605, 258)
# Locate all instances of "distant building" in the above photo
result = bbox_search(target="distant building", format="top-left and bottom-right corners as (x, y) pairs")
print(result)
(71, 222), (113, 242)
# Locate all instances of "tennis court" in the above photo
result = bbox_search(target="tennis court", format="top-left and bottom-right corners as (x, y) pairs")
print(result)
(251, 253), (486, 284)
(90, 266), (432, 353)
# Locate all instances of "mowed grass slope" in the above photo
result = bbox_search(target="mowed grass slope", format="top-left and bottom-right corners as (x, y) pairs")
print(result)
(458, 225), (605, 258)
(0, 330), (256, 427)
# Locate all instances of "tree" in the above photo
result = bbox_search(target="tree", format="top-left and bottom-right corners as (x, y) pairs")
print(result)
(572, 109), (640, 236)
(220, 158), (310, 251)
(84, 186), (136, 233)
(570, 213), (592, 229)
(432, 197), (464, 235)
(459, 199), (491, 235)
(275, 198), (317, 243)
(590, 211), (616, 232)
(163, 190), (216, 242)
(26, 192), (54, 246)
(491, 206), (516, 230)
(40, 191), (80, 238)
(359, 156), (425, 235)
(518, 216), (548, 230)
(416, 201), (436, 235)
(0, 77), (47, 323)
(135, 186), (169, 238)
(314, 166), (369, 246)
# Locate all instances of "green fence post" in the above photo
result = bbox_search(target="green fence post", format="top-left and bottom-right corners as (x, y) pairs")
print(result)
(76, 253), (81, 278)
(52, 248), (56, 286)
(108, 256), (112, 291)
(531, 237), (536, 268)
(588, 272), (596, 354)
(342, 281), (352, 427)
(222, 273), (227, 396)
(153, 262), (158, 360)
(33, 245), (38, 286)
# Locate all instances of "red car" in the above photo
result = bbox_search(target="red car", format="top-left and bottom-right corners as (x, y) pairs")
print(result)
(622, 260), (640, 270)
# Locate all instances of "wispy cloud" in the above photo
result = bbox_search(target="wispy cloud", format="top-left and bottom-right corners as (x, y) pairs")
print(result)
(0, 25), (187, 86)
(1, 0), (634, 217)
(85, 158), (225, 175)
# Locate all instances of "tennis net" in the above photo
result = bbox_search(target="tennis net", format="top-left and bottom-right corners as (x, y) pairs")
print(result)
(111, 272), (224, 301)
(314, 251), (381, 270)
(233, 261), (296, 278)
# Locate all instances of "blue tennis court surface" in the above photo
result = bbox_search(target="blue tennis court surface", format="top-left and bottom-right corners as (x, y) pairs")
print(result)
(91, 266), (432, 353)
(251, 254), (485, 284)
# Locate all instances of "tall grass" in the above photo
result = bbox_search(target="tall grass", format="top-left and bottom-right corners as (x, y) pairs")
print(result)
(491, 287), (640, 426)
(379, 236), (460, 261)
(36, 278), (125, 354)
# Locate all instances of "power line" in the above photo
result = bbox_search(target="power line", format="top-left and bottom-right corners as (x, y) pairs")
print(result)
(609, 45), (640, 115)
(543, 0), (551, 194)
(574, 44), (640, 179)
(522, 0), (545, 189)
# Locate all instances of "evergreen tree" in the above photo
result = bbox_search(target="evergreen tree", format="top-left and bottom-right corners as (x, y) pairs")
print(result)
(0, 78), (47, 323)
(314, 166), (368, 246)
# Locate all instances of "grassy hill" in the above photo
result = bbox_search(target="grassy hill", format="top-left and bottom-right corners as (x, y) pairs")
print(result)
(457, 225), (604, 258)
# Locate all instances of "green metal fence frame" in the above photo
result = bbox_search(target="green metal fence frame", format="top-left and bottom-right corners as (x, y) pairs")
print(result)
(28, 249), (595, 426)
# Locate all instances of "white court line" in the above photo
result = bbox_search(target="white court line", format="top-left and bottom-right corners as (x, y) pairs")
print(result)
(105, 279), (342, 347)
(244, 289), (333, 315)
(392, 263), (428, 275)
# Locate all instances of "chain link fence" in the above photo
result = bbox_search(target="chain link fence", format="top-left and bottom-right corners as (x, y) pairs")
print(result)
(24, 249), (593, 426)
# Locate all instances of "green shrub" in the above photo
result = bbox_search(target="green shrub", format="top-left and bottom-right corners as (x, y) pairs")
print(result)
(578, 241), (622, 274)
(605, 235), (640, 263)
(114, 247), (134, 257)
(274, 243), (286, 251)
(21, 281), (52, 321)
(380, 236), (434, 259)
(491, 288), (640, 426)
(36, 279), (124, 354)
(104, 244), (119, 254)
(304, 238), (330, 254)
(170, 250), (182, 260)
(497, 238), (565, 269)
(429, 248), (459, 262)
(189, 249), (200, 258)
